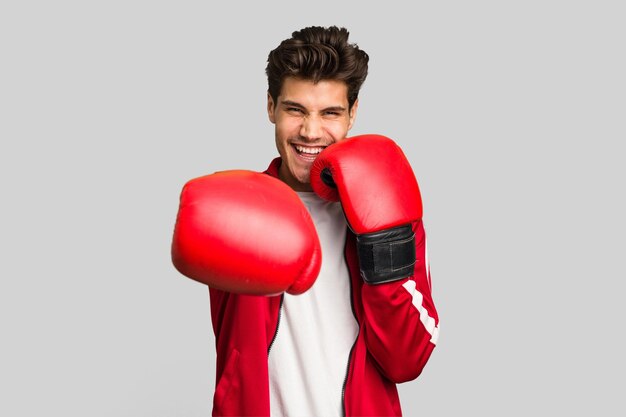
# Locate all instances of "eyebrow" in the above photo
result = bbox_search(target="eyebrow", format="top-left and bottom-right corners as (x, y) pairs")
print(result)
(280, 100), (347, 113)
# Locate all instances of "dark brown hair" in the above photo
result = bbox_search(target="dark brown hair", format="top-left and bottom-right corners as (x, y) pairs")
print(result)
(266, 26), (369, 110)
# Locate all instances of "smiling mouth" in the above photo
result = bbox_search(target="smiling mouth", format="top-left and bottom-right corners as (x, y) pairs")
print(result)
(293, 144), (326, 160)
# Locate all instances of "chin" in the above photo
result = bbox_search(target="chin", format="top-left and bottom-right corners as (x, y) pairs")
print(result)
(289, 168), (313, 191)
(295, 170), (311, 185)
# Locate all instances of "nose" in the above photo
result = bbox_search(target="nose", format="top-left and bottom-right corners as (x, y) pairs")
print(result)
(300, 114), (323, 141)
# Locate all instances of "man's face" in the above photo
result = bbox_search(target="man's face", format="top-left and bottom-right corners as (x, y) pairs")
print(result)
(267, 77), (358, 191)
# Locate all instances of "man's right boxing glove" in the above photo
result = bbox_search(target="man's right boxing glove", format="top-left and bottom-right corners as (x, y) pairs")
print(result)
(171, 170), (321, 295)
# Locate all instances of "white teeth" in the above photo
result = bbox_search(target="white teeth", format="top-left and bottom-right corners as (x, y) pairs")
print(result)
(295, 145), (324, 155)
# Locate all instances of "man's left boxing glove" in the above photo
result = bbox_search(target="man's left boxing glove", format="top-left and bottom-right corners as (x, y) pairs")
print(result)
(171, 170), (321, 295)
(310, 134), (422, 285)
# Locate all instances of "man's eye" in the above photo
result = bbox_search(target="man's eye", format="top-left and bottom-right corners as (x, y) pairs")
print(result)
(324, 111), (340, 117)
(286, 107), (303, 114)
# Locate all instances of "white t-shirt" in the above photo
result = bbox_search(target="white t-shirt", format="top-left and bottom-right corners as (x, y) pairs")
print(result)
(268, 192), (359, 417)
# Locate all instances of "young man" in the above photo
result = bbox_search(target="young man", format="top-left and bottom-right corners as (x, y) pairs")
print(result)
(172, 26), (439, 417)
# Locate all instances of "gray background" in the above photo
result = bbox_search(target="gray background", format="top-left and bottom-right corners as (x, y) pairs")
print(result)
(1, 1), (624, 416)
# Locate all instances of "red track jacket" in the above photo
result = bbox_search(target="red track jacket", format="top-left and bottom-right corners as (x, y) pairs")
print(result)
(208, 158), (439, 416)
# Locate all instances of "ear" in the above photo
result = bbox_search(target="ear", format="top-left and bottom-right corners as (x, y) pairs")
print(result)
(347, 98), (359, 131)
(267, 92), (276, 124)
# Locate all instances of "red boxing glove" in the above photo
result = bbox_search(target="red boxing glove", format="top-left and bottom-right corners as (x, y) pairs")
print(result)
(171, 170), (321, 295)
(310, 134), (422, 284)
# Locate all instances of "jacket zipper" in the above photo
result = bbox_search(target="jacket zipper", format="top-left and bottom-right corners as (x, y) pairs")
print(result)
(342, 234), (360, 417)
(267, 294), (284, 355)
(341, 337), (358, 417)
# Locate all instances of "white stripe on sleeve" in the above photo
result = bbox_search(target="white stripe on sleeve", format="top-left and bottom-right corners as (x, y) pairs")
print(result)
(402, 280), (440, 345)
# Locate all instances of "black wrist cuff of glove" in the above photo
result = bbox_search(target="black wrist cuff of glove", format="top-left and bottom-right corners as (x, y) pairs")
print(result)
(356, 224), (416, 284)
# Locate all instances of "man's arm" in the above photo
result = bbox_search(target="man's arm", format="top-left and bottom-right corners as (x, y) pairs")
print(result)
(311, 134), (440, 382)
(359, 220), (439, 382)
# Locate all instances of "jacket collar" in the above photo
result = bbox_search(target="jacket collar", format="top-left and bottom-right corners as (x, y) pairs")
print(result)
(264, 157), (282, 179)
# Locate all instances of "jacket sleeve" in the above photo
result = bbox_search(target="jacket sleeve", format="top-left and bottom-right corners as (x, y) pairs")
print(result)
(360, 220), (440, 383)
